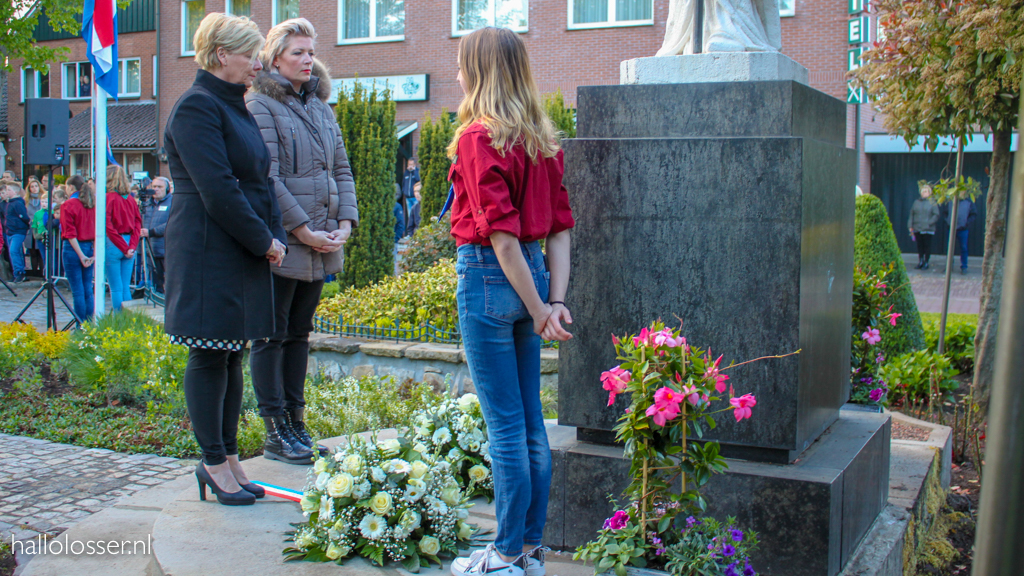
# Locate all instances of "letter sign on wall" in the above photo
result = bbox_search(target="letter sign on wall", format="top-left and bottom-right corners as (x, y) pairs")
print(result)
(848, 16), (870, 44)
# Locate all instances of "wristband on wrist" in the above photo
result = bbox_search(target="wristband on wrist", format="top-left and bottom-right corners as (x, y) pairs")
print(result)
(550, 301), (565, 306)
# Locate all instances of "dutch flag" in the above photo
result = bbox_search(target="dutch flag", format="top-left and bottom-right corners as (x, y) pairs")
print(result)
(83, 0), (119, 100)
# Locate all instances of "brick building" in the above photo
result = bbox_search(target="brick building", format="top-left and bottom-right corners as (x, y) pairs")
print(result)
(5, 0), (1015, 256)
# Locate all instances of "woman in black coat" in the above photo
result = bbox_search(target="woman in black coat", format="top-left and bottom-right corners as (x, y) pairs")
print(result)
(163, 13), (287, 506)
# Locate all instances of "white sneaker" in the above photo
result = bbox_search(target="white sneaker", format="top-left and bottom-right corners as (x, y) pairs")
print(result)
(523, 547), (548, 576)
(451, 545), (526, 576)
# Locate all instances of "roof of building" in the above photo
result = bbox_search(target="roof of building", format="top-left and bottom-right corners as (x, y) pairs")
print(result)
(69, 101), (156, 149)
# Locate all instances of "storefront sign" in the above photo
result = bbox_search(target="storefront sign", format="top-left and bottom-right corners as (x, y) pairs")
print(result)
(328, 74), (429, 104)
(848, 0), (868, 14)
(847, 16), (870, 44)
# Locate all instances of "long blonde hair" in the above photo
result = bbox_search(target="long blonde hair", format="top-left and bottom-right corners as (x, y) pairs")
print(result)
(106, 165), (131, 196)
(446, 27), (559, 162)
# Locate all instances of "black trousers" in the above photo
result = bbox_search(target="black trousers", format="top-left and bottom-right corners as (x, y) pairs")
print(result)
(916, 233), (933, 263)
(183, 348), (244, 465)
(152, 257), (165, 294)
(250, 276), (324, 417)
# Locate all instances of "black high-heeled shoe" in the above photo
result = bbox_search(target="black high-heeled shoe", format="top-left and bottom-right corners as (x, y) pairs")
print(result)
(196, 463), (256, 506)
(239, 482), (265, 498)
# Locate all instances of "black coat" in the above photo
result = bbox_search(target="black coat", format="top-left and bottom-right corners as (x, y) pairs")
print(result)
(143, 194), (172, 258)
(163, 70), (287, 341)
(4, 197), (31, 236)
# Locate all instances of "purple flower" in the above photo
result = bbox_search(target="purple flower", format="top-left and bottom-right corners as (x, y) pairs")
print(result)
(744, 561), (756, 576)
(651, 536), (662, 545)
(655, 548), (665, 556)
(603, 510), (629, 531)
(725, 563), (740, 576)
(723, 544), (736, 557)
(708, 543), (716, 551)
(729, 529), (743, 542)
(686, 516), (699, 528)
(869, 388), (885, 402)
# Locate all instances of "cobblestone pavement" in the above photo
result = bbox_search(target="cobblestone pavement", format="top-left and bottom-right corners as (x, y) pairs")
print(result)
(0, 433), (194, 543)
(0, 278), (163, 326)
(902, 254), (982, 314)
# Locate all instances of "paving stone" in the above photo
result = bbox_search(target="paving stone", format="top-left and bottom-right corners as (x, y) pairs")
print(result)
(359, 341), (414, 357)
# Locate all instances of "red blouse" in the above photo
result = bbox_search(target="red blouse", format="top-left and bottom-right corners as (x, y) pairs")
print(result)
(105, 192), (142, 253)
(60, 197), (97, 242)
(448, 122), (575, 246)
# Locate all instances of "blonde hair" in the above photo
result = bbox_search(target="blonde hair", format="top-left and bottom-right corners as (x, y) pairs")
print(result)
(194, 13), (265, 71)
(259, 18), (316, 70)
(447, 27), (559, 162)
(106, 165), (131, 196)
(7, 180), (24, 200)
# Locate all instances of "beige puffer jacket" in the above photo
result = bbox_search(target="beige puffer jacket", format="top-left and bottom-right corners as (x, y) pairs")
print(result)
(246, 59), (358, 283)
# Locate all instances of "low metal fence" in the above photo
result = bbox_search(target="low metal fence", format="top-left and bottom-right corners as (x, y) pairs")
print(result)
(313, 315), (558, 348)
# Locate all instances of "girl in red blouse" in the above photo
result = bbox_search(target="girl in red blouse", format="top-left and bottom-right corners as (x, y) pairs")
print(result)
(447, 27), (574, 576)
(60, 175), (97, 321)
(104, 165), (142, 311)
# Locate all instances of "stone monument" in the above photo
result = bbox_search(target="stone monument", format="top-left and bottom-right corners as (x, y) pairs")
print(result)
(540, 7), (892, 576)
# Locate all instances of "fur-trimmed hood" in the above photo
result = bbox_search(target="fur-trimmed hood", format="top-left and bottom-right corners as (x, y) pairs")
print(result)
(250, 58), (332, 103)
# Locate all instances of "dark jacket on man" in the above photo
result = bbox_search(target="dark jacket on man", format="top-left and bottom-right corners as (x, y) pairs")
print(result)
(943, 198), (978, 231)
(4, 197), (31, 236)
(163, 70), (288, 341)
(401, 167), (419, 199)
(246, 59), (358, 283)
(143, 194), (172, 258)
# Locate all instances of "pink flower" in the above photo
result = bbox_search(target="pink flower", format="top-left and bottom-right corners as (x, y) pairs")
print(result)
(681, 385), (701, 406)
(646, 401), (681, 427)
(888, 313), (902, 326)
(869, 388), (886, 402)
(653, 386), (685, 408)
(861, 328), (881, 346)
(652, 329), (674, 348)
(632, 327), (651, 348)
(704, 355), (729, 393)
(601, 366), (632, 406)
(603, 510), (630, 530)
(730, 394), (757, 422)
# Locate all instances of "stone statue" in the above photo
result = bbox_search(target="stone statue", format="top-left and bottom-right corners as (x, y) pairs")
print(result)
(656, 0), (782, 55)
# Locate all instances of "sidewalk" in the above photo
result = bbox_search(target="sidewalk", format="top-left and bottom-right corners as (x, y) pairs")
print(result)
(0, 278), (164, 326)
(901, 253), (981, 315)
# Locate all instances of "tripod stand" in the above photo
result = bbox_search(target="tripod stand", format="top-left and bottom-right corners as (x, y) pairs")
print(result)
(13, 166), (81, 331)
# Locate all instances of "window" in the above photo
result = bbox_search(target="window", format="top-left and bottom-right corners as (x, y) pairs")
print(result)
(119, 59), (141, 97)
(63, 62), (93, 99)
(273, 0), (300, 25)
(226, 0), (251, 17)
(21, 67), (50, 101)
(568, 0), (652, 29)
(453, 0), (527, 36)
(339, 0), (405, 44)
(779, 0), (795, 17)
(182, 0), (205, 56)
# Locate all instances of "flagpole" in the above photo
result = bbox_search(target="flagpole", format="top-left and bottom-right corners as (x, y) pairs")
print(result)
(93, 84), (108, 317)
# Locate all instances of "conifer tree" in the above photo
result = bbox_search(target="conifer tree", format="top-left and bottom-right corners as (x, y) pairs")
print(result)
(418, 110), (457, 218)
(335, 82), (399, 288)
(543, 89), (576, 139)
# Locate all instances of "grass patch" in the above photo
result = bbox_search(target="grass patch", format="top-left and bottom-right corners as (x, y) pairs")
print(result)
(919, 312), (978, 325)
(0, 539), (14, 576)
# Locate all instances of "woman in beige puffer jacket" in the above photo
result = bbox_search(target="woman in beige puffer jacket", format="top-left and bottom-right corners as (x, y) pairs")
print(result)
(245, 18), (358, 464)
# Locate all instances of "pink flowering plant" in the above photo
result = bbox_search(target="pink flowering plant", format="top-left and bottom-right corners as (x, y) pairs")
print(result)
(575, 321), (790, 576)
(850, 266), (903, 406)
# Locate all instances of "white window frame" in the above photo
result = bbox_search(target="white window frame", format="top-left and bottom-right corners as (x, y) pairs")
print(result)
(567, 0), (653, 30)
(337, 0), (406, 45)
(779, 0), (795, 17)
(272, 0), (300, 26)
(152, 55), (158, 96)
(181, 0), (203, 56)
(21, 66), (49, 102)
(118, 58), (142, 98)
(62, 61), (92, 100)
(451, 0), (529, 37)
(225, 0), (251, 16)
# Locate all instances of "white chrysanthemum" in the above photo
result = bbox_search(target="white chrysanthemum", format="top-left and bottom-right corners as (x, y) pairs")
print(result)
(370, 466), (386, 483)
(432, 427), (452, 445)
(319, 494), (334, 522)
(359, 514), (387, 540)
(384, 459), (411, 475)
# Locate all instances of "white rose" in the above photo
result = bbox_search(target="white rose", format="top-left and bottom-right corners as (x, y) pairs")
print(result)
(326, 473), (354, 498)
(468, 464), (490, 484)
(458, 394), (479, 412)
(315, 472), (331, 491)
(325, 542), (347, 560)
(441, 485), (462, 506)
(342, 454), (363, 475)
(300, 494), (320, 513)
(410, 460), (430, 479)
(313, 458), (328, 474)
(419, 536), (441, 556)
(413, 442), (429, 453)
(456, 507), (469, 520)
(378, 438), (401, 455)
(415, 426), (432, 438)
(369, 491), (393, 516)
(457, 521), (474, 540)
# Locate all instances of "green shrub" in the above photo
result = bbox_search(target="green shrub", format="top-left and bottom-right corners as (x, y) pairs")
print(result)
(418, 109), (457, 218)
(0, 322), (69, 376)
(317, 259), (458, 334)
(850, 266), (902, 405)
(399, 214), (456, 275)
(880, 350), (959, 408)
(543, 89), (576, 139)
(920, 312), (977, 372)
(62, 310), (189, 414)
(854, 194), (926, 357)
(336, 81), (399, 289)
(303, 373), (440, 440)
(320, 280), (342, 301)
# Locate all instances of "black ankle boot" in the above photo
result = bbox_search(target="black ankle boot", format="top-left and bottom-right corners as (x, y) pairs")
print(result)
(261, 415), (314, 464)
(287, 407), (328, 456)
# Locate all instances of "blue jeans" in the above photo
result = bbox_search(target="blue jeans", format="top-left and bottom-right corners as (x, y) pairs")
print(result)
(456, 241), (552, 557)
(8, 234), (26, 279)
(105, 235), (134, 311)
(62, 240), (95, 321)
(956, 229), (969, 270)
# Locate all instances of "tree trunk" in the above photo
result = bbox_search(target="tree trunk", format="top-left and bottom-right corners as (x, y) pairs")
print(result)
(970, 129), (1013, 424)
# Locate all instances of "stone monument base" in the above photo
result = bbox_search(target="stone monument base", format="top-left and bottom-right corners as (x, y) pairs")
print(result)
(543, 410), (891, 576)
(620, 52), (809, 86)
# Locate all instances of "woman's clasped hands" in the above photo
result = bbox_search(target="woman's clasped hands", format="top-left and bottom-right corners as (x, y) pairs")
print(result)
(294, 223), (349, 254)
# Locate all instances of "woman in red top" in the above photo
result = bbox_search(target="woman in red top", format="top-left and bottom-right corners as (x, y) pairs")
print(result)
(103, 165), (142, 311)
(447, 27), (574, 576)
(60, 175), (96, 321)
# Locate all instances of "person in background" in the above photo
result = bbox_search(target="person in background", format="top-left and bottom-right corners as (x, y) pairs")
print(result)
(79, 72), (91, 98)
(406, 181), (422, 238)
(23, 177), (46, 276)
(247, 17), (357, 464)
(4, 181), (32, 283)
(942, 193), (977, 275)
(141, 176), (172, 294)
(393, 183), (405, 243)
(908, 184), (939, 270)
(2, 171), (16, 181)
(0, 180), (10, 279)
(104, 165), (142, 311)
(60, 175), (96, 321)
(401, 157), (419, 237)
